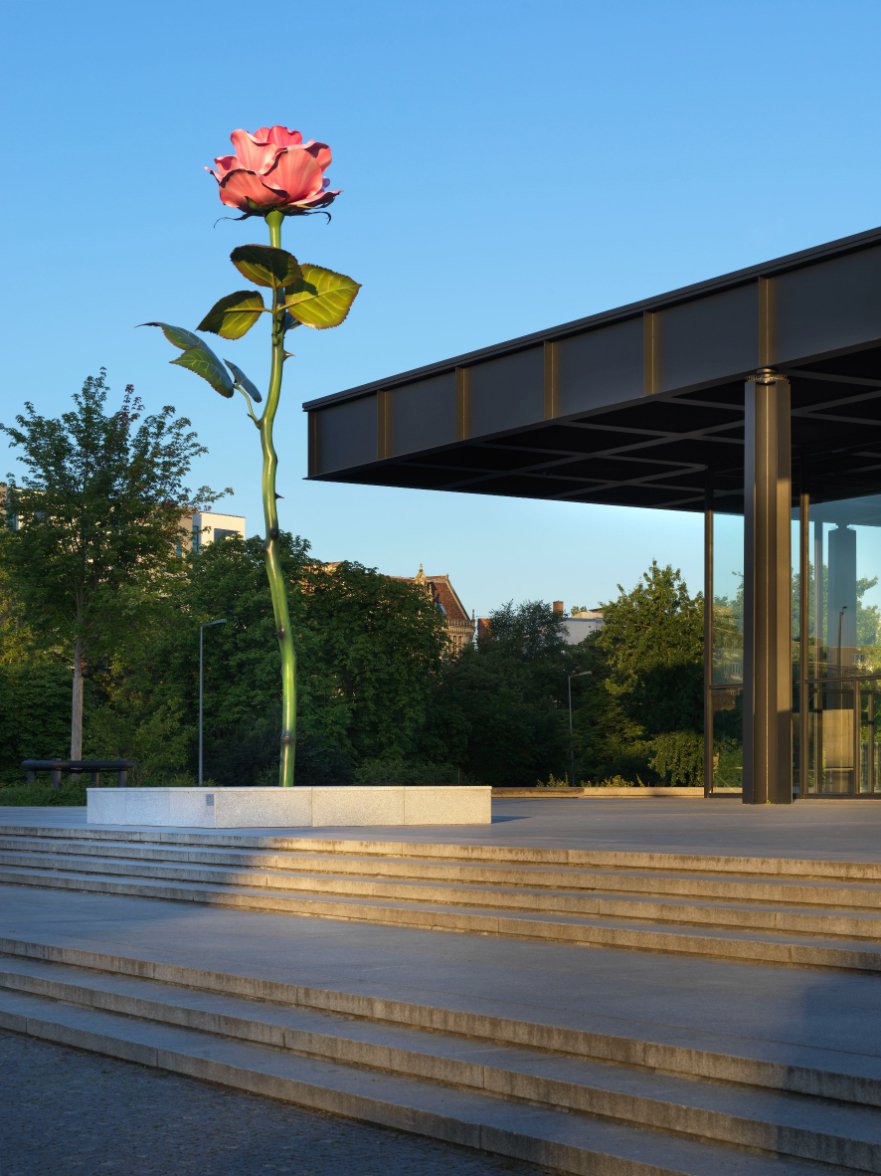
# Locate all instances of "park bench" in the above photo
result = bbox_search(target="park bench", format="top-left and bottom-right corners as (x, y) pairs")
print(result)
(22, 759), (135, 789)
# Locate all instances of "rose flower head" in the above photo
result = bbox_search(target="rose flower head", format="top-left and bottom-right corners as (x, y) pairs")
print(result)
(207, 126), (340, 214)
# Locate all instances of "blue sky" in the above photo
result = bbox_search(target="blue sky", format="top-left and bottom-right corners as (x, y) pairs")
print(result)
(3, 0), (881, 616)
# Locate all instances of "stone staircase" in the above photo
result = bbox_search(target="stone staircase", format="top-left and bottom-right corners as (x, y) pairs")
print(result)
(2, 825), (881, 1173)
(1, 825), (881, 971)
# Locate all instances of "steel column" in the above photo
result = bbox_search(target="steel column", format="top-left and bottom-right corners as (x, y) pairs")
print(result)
(703, 499), (714, 797)
(743, 370), (793, 804)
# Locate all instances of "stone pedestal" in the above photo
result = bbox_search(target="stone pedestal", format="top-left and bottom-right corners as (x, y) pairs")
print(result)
(87, 786), (491, 828)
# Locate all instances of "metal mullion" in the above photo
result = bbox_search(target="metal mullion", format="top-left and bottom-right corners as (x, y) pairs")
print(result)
(704, 492), (714, 797)
(799, 493), (810, 801)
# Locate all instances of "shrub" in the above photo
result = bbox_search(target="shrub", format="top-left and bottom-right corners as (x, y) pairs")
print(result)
(353, 757), (462, 786)
(581, 774), (646, 788)
(0, 662), (72, 772)
(0, 778), (87, 806)
(535, 772), (571, 788)
(649, 731), (704, 787)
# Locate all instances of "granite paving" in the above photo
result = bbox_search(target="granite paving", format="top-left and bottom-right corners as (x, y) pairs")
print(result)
(0, 1030), (549, 1176)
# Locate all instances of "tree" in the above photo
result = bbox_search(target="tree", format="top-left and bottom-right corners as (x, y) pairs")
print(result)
(595, 563), (704, 786)
(299, 562), (449, 764)
(481, 599), (568, 661)
(426, 600), (570, 785)
(93, 542), (450, 786)
(174, 532), (310, 786)
(0, 372), (220, 759)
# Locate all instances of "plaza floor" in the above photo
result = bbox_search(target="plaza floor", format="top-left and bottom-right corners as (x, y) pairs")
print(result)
(3, 793), (881, 859)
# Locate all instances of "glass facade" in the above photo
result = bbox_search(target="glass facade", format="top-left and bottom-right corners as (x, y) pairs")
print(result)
(706, 493), (881, 798)
(708, 513), (744, 792)
(803, 495), (881, 796)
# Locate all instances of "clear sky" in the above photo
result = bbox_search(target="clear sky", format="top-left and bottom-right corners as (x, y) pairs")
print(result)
(3, 0), (881, 617)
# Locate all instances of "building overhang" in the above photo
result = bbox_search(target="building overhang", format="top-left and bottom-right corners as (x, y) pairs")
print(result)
(305, 226), (881, 515)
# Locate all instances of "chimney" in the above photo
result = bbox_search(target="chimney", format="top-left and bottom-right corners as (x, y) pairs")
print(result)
(553, 600), (564, 616)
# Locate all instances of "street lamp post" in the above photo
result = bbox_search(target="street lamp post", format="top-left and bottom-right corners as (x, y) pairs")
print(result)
(199, 618), (227, 785)
(567, 670), (591, 786)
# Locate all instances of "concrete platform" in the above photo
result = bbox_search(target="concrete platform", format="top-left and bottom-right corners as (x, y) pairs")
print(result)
(87, 786), (491, 828)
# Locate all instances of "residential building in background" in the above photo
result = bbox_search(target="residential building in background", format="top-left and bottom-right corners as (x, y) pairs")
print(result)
(555, 601), (604, 645)
(402, 566), (475, 655)
(180, 511), (246, 555)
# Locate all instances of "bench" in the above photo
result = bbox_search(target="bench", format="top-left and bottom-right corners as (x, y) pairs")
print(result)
(22, 759), (135, 789)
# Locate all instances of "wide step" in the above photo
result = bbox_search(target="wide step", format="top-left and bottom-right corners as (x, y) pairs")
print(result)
(0, 952), (851, 1175)
(5, 844), (881, 940)
(3, 857), (881, 973)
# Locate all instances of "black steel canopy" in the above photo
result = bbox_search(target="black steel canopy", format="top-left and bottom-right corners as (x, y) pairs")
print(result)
(305, 226), (881, 514)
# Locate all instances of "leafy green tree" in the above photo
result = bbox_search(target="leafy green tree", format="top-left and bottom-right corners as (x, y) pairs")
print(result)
(0, 372), (221, 760)
(0, 662), (72, 775)
(83, 584), (192, 782)
(94, 541), (450, 786)
(84, 532), (308, 786)
(184, 533), (308, 786)
(594, 562), (704, 786)
(482, 599), (567, 660)
(300, 561), (449, 764)
(426, 600), (570, 786)
(0, 560), (37, 667)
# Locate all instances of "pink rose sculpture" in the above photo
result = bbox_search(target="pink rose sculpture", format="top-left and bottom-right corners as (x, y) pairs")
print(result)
(208, 126), (340, 213)
(152, 124), (359, 787)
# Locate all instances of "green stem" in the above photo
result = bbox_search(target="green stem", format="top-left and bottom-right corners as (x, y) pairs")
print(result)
(260, 209), (297, 787)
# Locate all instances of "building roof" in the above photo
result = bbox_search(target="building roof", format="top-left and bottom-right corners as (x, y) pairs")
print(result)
(394, 566), (472, 627)
(304, 225), (881, 515)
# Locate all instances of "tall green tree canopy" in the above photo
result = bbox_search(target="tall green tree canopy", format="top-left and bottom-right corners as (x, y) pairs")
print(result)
(595, 562), (704, 786)
(83, 541), (450, 787)
(1, 371), (221, 758)
(426, 599), (570, 786)
(299, 561), (449, 764)
(482, 599), (567, 661)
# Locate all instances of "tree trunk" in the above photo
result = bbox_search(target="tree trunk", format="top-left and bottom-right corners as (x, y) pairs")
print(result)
(70, 636), (83, 760)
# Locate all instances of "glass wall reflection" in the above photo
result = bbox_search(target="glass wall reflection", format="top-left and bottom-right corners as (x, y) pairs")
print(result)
(806, 494), (881, 796)
(710, 512), (744, 792)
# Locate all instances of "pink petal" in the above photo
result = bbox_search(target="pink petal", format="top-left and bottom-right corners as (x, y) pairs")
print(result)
(298, 187), (340, 209)
(302, 139), (332, 171)
(208, 154), (239, 181)
(263, 146), (325, 204)
(229, 129), (279, 174)
(263, 126), (303, 147)
(217, 169), (287, 210)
